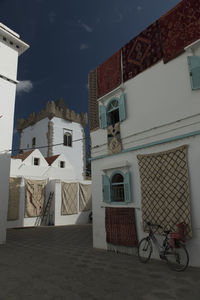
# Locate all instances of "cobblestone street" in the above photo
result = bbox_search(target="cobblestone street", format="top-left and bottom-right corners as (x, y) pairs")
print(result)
(0, 225), (199, 300)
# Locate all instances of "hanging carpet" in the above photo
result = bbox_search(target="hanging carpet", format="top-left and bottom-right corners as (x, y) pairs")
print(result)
(137, 145), (192, 238)
(25, 179), (46, 217)
(105, 207), (138, 247)
(7, 177), (21, 221)
(97, 50), (121, 98)
(61, 182), (78, 215)
(79, 183), (92, 212)
(88, 69), (99, 131)
(122, 21), (162, 82)
(159, 0), (200, 63)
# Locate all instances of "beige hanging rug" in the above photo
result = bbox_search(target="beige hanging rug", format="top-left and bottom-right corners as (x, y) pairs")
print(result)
(137, 145), (192, 238)
(25, 179), (46, 217)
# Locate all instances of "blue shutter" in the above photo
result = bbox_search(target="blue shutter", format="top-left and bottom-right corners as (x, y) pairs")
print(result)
(99, 105), (107, 128)
(187, 56), (200, 90)
(119, 93), (126, 122)
(102, 175), (111, 203)
(124, 171), (132, 203)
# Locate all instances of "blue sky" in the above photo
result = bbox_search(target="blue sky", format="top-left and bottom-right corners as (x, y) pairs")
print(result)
(0, 0), (180, 153)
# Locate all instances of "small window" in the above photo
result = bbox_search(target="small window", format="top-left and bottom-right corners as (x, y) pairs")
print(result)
(63, 132), (72, 147)
(34, 158), (40, 166)
(102, 170), (132, 204)
(60, 161), (65, 168)
(99, 94), (126, 129)
(111, 173), (124, 202)
(32, 137), (36, 148)
(107, 100), (119, 126)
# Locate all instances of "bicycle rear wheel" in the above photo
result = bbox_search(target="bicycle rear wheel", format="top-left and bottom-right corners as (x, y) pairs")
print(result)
(165, 242), (189, 271)
(138, 238), (152, 263)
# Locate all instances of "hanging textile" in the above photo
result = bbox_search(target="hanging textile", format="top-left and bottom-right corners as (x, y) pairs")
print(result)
(137, 145), (192, 238)
(79, 183), (92, 212)
(107, 122), (122, 154)
(97, 50), (121, 98)
(25, 179), (46, 217)
(105, 207), (138, 247)
(159, 0), (200, 63)
(88, 69), (99, 131)
(183, 0), (200, 47)
(61, 182), (78, 215)
(122, 21), (162, 82)
(7, 177), (21, 221)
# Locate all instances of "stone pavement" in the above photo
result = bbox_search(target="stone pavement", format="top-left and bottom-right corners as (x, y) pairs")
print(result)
(0, 225), (199, 300)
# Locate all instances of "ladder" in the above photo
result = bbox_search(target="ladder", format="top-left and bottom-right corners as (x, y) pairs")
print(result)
(35, 192), (54, 227)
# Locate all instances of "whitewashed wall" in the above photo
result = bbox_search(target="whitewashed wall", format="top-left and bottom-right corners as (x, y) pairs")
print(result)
(91, 46), (200, 267)
(20, 118), (49, 154)
(52, 117), (85, 180)
(0, 24), (29, 243)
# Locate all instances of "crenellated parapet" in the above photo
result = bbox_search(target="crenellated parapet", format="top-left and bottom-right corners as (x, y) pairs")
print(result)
(17, 98), (88, 132)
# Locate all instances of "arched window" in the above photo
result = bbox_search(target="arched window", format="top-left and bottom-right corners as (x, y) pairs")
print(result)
(63, 132), (72, 147)
(107, 99), (119, 126)
(111, 172), (125, 202)
(32, 137), (36, 148)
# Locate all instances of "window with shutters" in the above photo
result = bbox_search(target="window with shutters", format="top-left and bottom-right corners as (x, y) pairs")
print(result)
(102, 169), (132, 205)
(99, 93), (126, 129)
(187, 56), (200, 90)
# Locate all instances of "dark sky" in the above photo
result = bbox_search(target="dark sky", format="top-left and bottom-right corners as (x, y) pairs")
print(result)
(0, 0), (180, 152)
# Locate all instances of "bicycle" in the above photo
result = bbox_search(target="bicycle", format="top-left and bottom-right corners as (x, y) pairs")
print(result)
(138, 221), (189, 272)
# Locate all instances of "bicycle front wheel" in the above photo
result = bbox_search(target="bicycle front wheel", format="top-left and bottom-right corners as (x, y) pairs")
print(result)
(165, 242), (189, 272)
(138, 238), (152, 263)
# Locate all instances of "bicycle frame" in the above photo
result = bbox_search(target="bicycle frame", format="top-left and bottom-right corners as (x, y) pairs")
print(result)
(147, 227), (169, 255)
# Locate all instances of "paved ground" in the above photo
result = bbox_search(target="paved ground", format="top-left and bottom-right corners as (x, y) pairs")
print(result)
(0, 225), (199, 300)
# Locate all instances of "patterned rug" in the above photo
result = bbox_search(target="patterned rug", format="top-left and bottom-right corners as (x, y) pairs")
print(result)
(183, 0), (200, 47)
(25, 179), (46, 217)
(159, 0), (200, 63)
(105, 207), (138, 247)
(88, 69), (99, 131)
(122, 21), (162, 82)
(79, 183), (92, 212)
(137, 145), (192, 238)
(61, 182), (78, 215)
(97, 50), (121, 98)
(7, 177), (21, 221)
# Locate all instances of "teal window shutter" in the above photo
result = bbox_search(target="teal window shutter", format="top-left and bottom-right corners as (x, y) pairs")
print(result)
(187, 56), (200, 90)
(102, 175), (111, 203)
(119, 93), (126, 122)
(99, 105), (107, 128)
(124, 171), (132, 203)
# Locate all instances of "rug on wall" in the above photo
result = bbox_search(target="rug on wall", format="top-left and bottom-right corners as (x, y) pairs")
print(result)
(159, 0), (200, 63)
(122, 21), (162, 82)
(105, 207), (138, 247)
(25, 179), (46, 217)
(107, 122), (122, 154)
(61, 182), (78, 215)
(79, 183), (92, 212)
(137, 145), (192, 238)
(7, 177), (21, 221)
(183, 0), (200, 47)
(88, 69), (99, 131)
(97, 50), (121, 98)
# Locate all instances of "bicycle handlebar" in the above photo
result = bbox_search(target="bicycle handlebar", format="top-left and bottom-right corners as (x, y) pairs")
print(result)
(146, 221), (163, 229)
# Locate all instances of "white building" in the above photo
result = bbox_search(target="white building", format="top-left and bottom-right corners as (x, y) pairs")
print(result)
(17, 99), (88, 180)
(8, 149), (92, 228)
(0, 23), (29, 243)
(89, 0), (200, 267)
